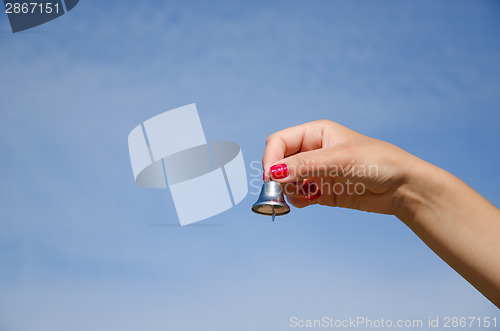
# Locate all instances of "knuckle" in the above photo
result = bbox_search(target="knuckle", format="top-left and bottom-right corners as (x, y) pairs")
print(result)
(315, 119), (331, 125)
(265, 133), (277, 145)
(293, 154), (309, 177)
(315, 119), (335, 128)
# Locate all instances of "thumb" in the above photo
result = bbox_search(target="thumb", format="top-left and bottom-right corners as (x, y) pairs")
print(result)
(268, 148), (335, 184)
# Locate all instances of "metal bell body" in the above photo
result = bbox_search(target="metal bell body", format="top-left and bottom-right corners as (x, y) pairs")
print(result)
(251, 181), (290, 216)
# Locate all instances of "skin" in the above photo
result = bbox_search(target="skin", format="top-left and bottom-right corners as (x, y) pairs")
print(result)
(262, 120), (500, 308)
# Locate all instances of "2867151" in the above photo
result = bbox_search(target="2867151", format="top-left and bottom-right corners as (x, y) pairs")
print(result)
(5, 2), (60, 14)
(442, 316), (497, 328)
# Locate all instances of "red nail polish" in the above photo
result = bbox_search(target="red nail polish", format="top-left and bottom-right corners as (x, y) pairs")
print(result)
(270, 164), (289, 179)
(306, 187), (321, 201)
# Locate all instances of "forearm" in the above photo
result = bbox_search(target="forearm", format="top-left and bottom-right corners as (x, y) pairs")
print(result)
(395, 158), (500, 307)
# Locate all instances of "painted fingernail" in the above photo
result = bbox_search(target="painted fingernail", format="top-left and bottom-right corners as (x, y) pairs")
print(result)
(270, 164), (289, 179)
(305, 183), (321, 201)
(307, 190), (321, 201)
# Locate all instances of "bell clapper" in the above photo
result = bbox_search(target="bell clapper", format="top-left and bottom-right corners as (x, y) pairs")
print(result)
(272, 205), (275, 222)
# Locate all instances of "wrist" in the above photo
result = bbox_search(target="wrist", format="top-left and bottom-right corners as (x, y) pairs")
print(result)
(393, 156), (450, 224)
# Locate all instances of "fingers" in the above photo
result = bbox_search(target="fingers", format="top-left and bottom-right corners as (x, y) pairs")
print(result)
(286, 196), (314, 208)
(262, 120), (330, 179)
(283, 180), (320, 198)
(285, 185), (322, 208)
(282, 179), (323, 211)
(268, 146), (350, 184)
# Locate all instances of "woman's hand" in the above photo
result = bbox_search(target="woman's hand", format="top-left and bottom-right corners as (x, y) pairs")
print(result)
(262, 119), (500, 308)
(263, 119), (418, 216)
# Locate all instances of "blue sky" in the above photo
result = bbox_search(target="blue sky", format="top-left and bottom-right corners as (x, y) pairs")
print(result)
(1, 1), (500, 330)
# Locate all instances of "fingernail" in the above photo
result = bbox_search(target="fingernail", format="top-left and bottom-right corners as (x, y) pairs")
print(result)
(270, 164), (289, 179)
(302, 183), (321, 201)
(307, 189), (321, 201)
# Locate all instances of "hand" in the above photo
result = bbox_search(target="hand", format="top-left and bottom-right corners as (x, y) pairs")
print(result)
(262, 119), (500, 308)
(262, 119), (418, 216)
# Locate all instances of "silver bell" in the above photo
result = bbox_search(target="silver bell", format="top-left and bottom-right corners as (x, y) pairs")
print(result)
(251, 180), (290, 221)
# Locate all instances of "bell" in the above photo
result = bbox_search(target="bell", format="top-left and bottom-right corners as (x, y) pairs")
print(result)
(251, 180), (290, 221)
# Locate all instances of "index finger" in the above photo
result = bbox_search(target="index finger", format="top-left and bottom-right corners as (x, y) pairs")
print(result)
(262, 121), (326, 177)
